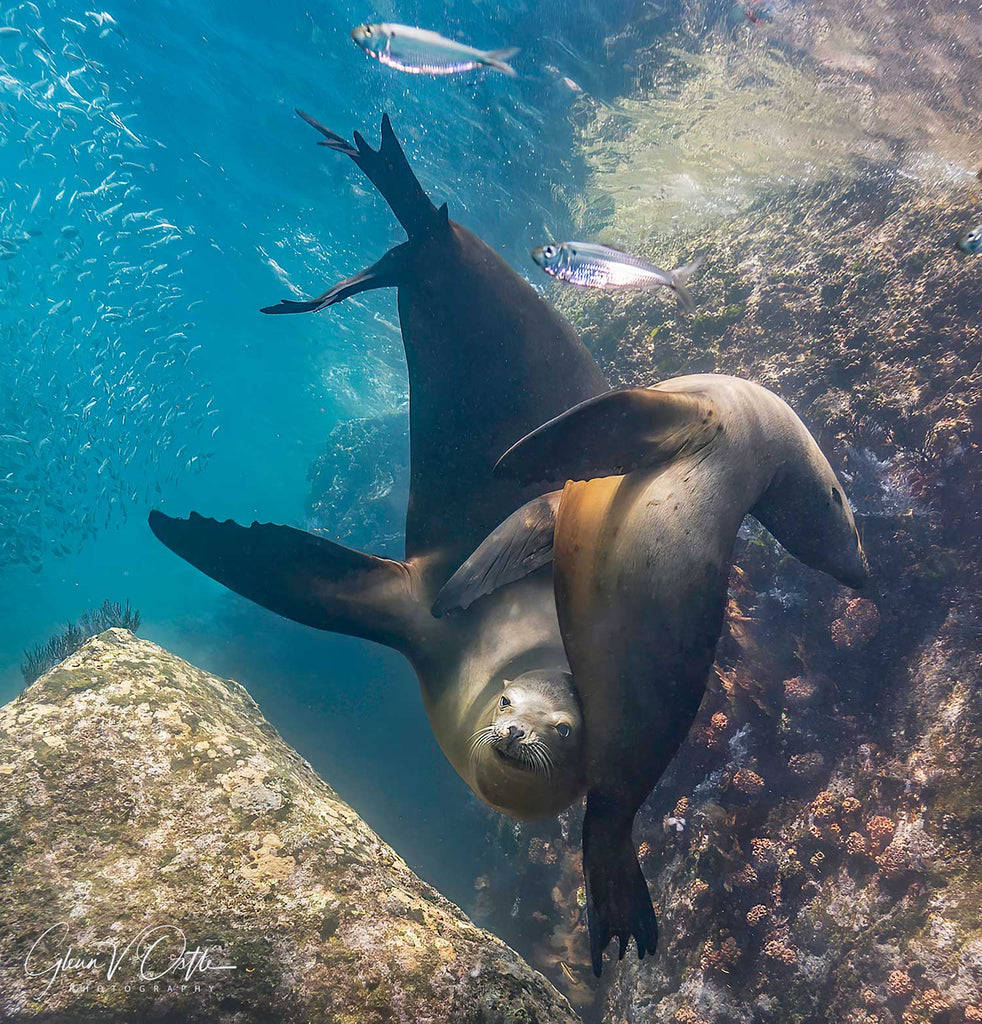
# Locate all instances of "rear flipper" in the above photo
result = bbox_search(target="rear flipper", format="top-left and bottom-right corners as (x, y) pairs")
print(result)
(261, 242), (410, 316)
(147, 510), (427, 656)
(583, 794), (659, 976)
(295, 109), (441, 239)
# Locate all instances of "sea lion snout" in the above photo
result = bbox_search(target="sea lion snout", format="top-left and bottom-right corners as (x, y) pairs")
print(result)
(494, 722), (526, 751)
(841, 542), (871, 590)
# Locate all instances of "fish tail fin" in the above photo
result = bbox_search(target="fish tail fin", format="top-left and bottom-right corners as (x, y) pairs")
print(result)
(261, 243), (410, 316)
(583, 796), (658, 977)
(484, 47), (520, 76)
(668, 255), (704, 312)
(295, 109), (441, 240)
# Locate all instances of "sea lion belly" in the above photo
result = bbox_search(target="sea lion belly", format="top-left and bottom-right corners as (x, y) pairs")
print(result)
(554, 467), (733, 789)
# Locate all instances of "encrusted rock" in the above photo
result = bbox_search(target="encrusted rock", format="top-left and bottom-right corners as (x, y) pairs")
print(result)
(0, 630), (578, 1024)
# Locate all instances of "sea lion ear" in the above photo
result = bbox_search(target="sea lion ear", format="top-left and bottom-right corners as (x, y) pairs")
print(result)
(493, 387), (720, 487)
(431, 491), (562, 616)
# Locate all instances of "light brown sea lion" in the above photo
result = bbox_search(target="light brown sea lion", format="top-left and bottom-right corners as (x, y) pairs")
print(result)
(435, 373), (869, 973)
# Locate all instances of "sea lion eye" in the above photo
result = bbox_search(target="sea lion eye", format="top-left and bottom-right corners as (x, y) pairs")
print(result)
(831, 487), (843, 506)
(556, 722), (571, 739)
(499, 695), (511, 708)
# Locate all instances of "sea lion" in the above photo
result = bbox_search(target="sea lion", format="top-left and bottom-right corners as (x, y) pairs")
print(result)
(148, 112), (608, 820)
(436, 374), (869, 973)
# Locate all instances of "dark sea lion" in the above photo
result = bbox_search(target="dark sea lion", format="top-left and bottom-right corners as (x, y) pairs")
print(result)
(436, 373), (869, 973)
(148, 112), (608, 820)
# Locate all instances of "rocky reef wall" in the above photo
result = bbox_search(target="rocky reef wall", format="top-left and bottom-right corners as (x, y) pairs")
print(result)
(495, 127), (981, 1023)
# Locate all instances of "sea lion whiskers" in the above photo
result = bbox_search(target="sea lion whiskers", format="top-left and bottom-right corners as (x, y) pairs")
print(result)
(468, 726), (498, 762)
(519, 737), (555, 779)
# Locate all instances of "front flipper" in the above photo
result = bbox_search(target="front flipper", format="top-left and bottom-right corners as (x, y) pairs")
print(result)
(583, 793), (659, 977)
(261, 243), (410, 316)
(431, 491), (562, 617)
(494, 386), (721, 487)
(148, 511), (425, 655)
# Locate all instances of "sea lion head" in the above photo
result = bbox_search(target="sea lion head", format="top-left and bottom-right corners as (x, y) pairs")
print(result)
(469, 669), (585, 820)
(756, 451), (870, 590)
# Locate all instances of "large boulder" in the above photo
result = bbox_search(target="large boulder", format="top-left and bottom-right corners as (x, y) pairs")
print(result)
(0, 629), (578, 1024)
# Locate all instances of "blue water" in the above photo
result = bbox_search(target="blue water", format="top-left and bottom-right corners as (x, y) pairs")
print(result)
(0, 0), (639, 921)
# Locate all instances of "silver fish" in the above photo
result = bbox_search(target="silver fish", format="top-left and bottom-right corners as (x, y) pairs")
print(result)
(532, 241), (704, 311)
(351, 23), (518, 76)
(958, 225), (981, 254)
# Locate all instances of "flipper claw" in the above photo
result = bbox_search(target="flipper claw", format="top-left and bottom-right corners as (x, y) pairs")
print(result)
(295, 108), (358, 156)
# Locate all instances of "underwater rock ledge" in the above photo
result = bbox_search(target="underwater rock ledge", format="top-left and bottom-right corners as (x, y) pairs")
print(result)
(0, 629), (578, 1024)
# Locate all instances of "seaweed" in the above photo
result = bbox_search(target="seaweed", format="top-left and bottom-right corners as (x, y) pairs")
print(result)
(20, 600), (141, 684)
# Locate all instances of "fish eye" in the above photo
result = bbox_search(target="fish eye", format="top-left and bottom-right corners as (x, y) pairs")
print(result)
(543, 245), (557, 258)
(556, 722), (571, 739)
(499, 695), (511, 708)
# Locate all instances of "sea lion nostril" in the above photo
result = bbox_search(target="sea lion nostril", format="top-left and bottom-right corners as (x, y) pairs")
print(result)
(506, 725), (525, 744)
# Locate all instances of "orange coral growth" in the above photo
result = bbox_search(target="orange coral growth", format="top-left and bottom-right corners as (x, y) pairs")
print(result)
(733, 768), (765, 795)
(887, 970), (914, 998)
(751, 838), (776, 862)
(867, 815), (896, 849)
(783, 675), (818, 705)
(846, 831), (868, 855)
(762, 940), (797, 965)
(729, 863), (759, 889)
(788, 751), (825, 777)
(831, 598), (882, 648)
(701, 936), (741, 973)
(746, 904), (769, 926)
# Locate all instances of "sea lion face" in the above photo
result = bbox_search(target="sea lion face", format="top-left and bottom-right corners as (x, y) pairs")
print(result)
(469, 670), (585, 820)
(759, 456), (870, 590)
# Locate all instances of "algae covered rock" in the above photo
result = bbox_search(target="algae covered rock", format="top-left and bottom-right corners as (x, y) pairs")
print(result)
(0, 628), (578, 1024)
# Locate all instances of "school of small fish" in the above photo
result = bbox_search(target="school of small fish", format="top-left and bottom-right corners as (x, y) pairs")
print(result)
(0, 3), (212, 573)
